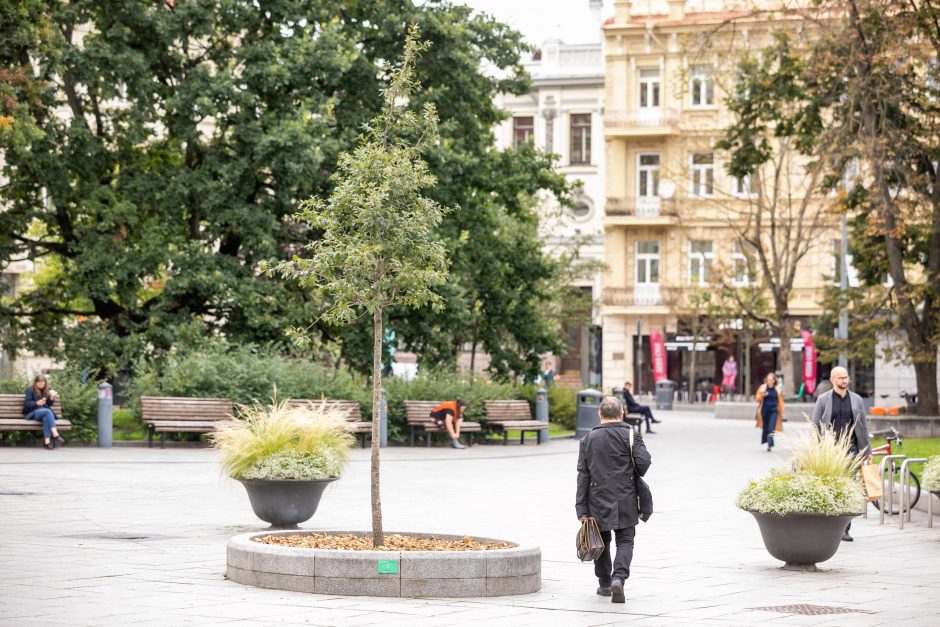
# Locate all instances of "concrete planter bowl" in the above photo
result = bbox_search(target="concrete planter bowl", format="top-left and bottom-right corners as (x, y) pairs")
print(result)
(226, 530), (541, 598)
(748, 511), (858, 572)
(238, 478), (337, 529)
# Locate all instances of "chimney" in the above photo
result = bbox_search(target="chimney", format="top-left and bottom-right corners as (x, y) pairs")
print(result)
(589, 0), (604, 41)
(668, 0), (685, 21)
(614, 0), (631, 23)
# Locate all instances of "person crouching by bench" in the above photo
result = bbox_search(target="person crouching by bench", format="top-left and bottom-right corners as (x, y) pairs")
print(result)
(623, 382), (660, 434)
(430, 400), (467, 449)
(24, 374), (65, 450)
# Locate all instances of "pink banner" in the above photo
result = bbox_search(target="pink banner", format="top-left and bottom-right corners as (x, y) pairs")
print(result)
(801, 329), (817, 395)
(650, 331), (668, 383)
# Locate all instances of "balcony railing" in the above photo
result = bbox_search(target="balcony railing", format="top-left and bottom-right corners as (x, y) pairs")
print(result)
(604, 108), (680, 130)
(605, 197), (676, 217)
(603, 286), (682, 307)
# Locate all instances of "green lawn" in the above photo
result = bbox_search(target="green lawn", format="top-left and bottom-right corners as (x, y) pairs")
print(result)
(876, 437), (940, 473)
(485, 422), (574, 442)
(112, 408), (147, 441)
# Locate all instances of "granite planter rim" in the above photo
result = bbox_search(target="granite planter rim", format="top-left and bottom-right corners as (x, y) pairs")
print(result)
(226, 530), (541, 598)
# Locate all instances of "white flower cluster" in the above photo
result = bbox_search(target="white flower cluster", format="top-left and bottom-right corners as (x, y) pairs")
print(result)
(240, 449), (345, 481)
(923, 456), (940, 493)
(736, 468), (866, 516)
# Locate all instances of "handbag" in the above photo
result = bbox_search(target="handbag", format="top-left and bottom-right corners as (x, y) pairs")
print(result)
(575, 516), (605, 562)
(860, 463), (883, 501)
(629, 427), (654, 522)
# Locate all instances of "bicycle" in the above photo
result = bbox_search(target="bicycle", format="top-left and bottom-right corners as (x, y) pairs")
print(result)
(869, 427), (921, 515)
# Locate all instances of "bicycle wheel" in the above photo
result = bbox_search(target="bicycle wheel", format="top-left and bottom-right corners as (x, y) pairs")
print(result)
(873, 470), (921, 515)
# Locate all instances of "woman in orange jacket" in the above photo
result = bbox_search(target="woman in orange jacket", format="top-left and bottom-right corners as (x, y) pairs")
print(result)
(430, 400), (467, 449)
(755, 373), (785, 451)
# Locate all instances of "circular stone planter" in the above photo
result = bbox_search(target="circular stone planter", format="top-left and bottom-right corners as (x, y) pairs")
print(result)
(226, 530), (541, 597)
(748, 511), (858, 572)
(238, 478), (337, 529)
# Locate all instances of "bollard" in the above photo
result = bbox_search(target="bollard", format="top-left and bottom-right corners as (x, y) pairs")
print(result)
(380, 388), (388, 448)
(535, 387), (549, 444)
(97, 382), (113, 448)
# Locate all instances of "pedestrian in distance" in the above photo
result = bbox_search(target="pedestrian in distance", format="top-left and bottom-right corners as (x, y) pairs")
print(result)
(23, 374), (64, 450)
(721, 355), (737, 398)
(429, 399), (467, 449)
(811, 366), (871, 542)
(755, 373), (784, 451)
(576, 396), (652, 604)
(622, 381), (660, 434)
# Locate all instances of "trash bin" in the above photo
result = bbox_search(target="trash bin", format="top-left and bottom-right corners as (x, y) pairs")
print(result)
(655, 379), (675, 411)
(575, 389), (604, 440)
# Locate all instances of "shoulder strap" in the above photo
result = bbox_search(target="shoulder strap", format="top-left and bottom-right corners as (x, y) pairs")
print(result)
(628, 426), (635, 463)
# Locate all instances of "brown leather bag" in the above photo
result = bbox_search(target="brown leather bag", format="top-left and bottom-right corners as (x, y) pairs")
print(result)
(576, 517), (605, 562)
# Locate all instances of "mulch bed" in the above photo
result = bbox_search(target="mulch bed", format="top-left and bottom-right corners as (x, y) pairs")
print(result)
(252, 533), (514, 551)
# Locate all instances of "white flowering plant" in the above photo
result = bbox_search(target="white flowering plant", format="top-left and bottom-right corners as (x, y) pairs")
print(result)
(212, 397), (354, 481)
(736, 424), (866, 516)
(923, 456), (940, 493)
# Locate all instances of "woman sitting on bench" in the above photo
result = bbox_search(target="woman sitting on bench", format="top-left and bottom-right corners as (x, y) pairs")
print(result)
(430, 400), (467, 449)
(24, 374), (64, 450)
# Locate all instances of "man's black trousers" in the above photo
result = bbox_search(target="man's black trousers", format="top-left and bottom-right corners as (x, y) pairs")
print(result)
(594, 526), (636, 586)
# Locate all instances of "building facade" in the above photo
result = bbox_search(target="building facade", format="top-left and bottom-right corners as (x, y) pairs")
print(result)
(493, 3), (607, 387)
(600, 0), (844, 397)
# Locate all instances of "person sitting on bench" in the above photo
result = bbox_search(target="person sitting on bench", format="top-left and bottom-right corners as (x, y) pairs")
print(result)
(623, 382), (660, 434)
(430, 400), (468, 449)
(24, 374), (65, 450)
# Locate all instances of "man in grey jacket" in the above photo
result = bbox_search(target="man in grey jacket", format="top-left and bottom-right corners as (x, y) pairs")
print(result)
(576, 397), (652, 604)
(811, 366), (870, 541)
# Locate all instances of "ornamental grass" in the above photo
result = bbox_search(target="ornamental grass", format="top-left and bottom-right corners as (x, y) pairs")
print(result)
(212, 397), (354, 480)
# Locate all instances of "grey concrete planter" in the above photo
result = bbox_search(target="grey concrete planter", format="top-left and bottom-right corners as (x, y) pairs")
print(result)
(748, 511), (857, 572)
(226, 530), (541, 597)
(238, 478), (337, 529)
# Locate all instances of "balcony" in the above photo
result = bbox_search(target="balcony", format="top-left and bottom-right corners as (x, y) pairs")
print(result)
(604, 197), (677, 225)
(603, 286), (681, 309)
(603, 108), (680, 137)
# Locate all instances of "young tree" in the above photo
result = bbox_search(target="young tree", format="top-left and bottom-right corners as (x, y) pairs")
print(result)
(714, 30), (836, 395)
(264, 31), (448, 547)
(805, 0), (940, 414)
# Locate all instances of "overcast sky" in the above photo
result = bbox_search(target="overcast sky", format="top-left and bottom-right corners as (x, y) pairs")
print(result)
(452, 0), (613, 47)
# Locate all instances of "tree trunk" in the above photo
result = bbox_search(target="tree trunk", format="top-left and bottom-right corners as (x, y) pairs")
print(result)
(371, 307), (384, 547)
(688, 329), (698, 404)
(469, 339), (477, 384)
(915, 358), (940, 416)
(777, 322), (796, 396)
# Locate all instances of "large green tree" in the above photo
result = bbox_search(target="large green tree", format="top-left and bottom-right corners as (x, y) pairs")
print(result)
(804, 0), (940, 415)
(0, 0), (570, 380)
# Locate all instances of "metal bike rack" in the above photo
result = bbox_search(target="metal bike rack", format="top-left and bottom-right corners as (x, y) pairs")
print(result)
(899, 458), (927, 530)
(879, 455), (907, 525)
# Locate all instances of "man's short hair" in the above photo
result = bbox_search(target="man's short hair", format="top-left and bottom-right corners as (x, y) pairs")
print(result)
(599, 396), (624, 420)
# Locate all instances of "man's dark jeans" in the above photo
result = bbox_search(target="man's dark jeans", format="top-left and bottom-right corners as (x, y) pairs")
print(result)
(595, 526), (636, 586)
(631, 405), (655, 430)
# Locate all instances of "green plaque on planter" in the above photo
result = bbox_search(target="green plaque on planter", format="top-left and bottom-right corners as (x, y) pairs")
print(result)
(377, 560), (399, 574)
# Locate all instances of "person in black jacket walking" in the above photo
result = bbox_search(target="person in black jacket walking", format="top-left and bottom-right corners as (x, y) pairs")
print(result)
(576, 396), (652, 604)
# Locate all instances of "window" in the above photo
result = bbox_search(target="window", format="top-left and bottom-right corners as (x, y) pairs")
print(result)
(690, 65), (714, 107)
(637, 154), (660, 198)
(733, 173), (757, 197)
(636, 241), (660, 284)
(689, 240), (713, 285)
(572, 201), (591, 219)
(639, 69), (660, 109)
(513, 116), (534, 147)
(732, 241), (751, 286)
(570, 114), (592, 165)
(690, 153), (715, 197)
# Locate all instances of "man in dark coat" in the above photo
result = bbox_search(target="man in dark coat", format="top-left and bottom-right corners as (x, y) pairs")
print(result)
(576, 396), (652, 603)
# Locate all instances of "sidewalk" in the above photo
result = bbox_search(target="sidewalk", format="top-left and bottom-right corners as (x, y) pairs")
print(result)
(1, 410), (937, 626)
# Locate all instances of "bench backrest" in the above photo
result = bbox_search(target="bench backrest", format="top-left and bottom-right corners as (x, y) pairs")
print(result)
(0, 394), (63, 419)
(140, 396), (233, 422)
(404, 400), (445, 423)
(287, 399), (363, 422)
(484, 400), (532, 421)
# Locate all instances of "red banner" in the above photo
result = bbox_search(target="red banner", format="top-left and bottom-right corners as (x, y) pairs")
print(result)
(650, 330), (668, 383)
(801, 329), (817, 395)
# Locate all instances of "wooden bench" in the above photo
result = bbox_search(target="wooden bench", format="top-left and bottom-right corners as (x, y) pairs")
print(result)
(623, 413), (645, 431)
(404, 400), (482, 447)
(484, 400), (548, 445)
(0, 394), (71, 445)
(288, 399), (372, 448)
(140, 396), (233, 448)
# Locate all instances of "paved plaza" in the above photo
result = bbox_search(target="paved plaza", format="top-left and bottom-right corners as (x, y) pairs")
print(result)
(1, 410), (938, 626)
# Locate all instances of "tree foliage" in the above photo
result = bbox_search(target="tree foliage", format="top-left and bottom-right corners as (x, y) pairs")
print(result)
(0, 0), (571, 381)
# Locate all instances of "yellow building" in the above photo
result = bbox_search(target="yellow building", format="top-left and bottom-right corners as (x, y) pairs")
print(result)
(600, 1), (843, 398)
